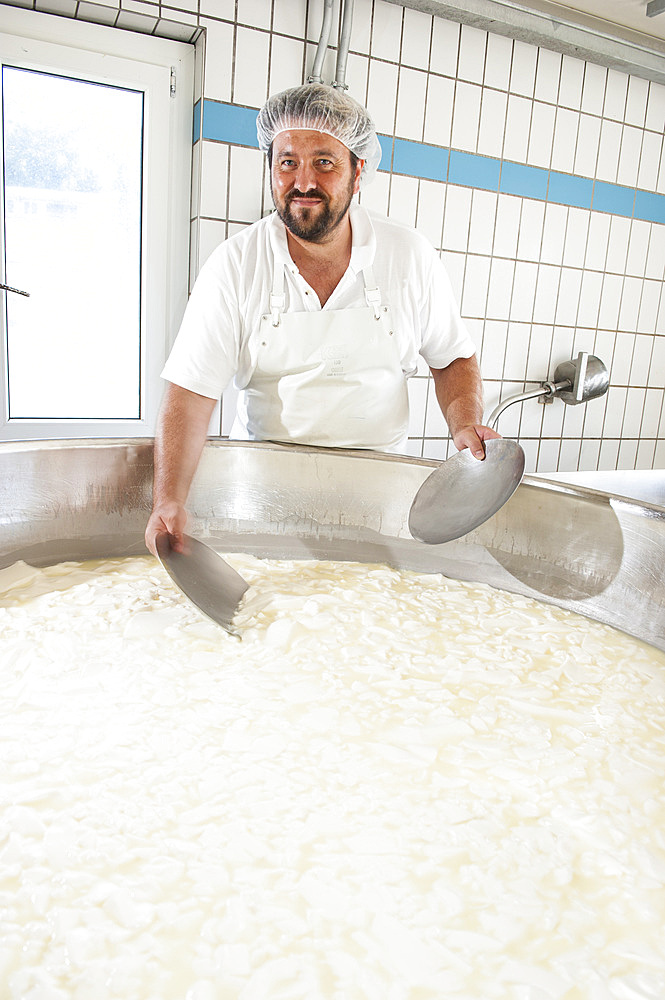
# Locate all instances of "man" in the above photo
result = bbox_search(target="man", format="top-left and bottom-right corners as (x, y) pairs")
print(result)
(145, 83), (499, 556)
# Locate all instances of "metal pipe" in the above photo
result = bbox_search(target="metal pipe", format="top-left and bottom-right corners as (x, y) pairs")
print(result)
(308, 0), (334, 84)
(486, 381), (570, 430)
(333, 0), (354, 89)
(487, 353), (609, 430)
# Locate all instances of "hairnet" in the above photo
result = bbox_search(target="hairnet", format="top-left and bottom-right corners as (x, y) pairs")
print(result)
(256, 83), (382, 186)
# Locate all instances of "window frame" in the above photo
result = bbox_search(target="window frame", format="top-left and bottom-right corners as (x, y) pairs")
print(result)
(0, 6), (193, 440)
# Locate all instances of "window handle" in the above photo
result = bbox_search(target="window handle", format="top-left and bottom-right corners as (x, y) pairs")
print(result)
(0, 282), (30, 297)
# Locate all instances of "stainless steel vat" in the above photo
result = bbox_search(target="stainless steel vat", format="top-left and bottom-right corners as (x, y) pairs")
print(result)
(1, 438), (663, 651)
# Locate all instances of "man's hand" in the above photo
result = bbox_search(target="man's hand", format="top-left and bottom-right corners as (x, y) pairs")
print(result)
(145, 501), (188, 557)
(453, 422), (501, 460)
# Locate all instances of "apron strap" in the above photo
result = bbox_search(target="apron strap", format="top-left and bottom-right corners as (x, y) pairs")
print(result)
(270, 263), (286, 327)
(362, 266), (383, 320)
(271, 264), (383, 325)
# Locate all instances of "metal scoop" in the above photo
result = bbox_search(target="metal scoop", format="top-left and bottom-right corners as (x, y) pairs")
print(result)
(408, 438), (525, 544)
(155, 532), (249, 637)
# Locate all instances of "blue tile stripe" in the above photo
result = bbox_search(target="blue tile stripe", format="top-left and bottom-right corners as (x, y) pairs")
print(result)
(592, 180), (635, 218)
(500, 160), (548, 201)
(198, 99), (665, 226)
(548, 171), (593, 210)
(449, 149), (499, 191)
(635, 190), (665, 224)
(393, 137), (448, 182)
(202, 100), (260, 148)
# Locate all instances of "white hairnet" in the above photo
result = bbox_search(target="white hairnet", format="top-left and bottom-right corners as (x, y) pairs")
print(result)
(256, 83), (382, 186)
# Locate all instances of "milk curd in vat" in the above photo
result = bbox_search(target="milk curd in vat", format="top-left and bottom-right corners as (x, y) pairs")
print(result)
(1, 553), (664, 1000)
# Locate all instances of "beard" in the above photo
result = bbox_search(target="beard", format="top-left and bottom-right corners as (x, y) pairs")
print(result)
(274, 179), (355, 243)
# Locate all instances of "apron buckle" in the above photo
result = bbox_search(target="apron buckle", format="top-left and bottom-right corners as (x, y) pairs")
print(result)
(270, 292), (285, 327)
(363, 284), (382, 320)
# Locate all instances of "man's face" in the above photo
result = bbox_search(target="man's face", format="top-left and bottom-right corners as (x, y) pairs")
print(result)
(270, 129), (363, 244)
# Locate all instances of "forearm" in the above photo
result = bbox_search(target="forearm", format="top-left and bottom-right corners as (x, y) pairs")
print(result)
(152, 383), (216, 508)
(145, 383), (217, 554)
(429, 356), (500, 458)
(430, 356), (484, 439)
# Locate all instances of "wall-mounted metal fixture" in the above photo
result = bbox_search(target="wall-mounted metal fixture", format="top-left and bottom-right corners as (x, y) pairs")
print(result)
(308, 0), (334, 84)
(0, 282), (30, 297)
(307, 0), (354, 90)
(486, 352), (609, 430)
(647, 0), (665, 17)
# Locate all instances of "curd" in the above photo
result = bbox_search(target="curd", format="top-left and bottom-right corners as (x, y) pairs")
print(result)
(1, 554), (664, 1000)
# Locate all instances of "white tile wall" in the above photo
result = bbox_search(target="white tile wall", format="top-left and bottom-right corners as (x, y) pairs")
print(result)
(452, 81), (482, 152)
(517, 201), (544, 260)
(534, 47), (561, 104)
(199, 17), (233, 102)
(401, 6), (431, 69)
(234, 25), (270, 105)
(415, 179), (445, 247)
(458, 24), (486, 85)
(429, 15), (459, 79)
(528, 100), (555, 168)
(423, 74), (454, 146)
(510, 41), (535, 97)
(597, 118), (622, 182)
(395, 66), (427, 140)
(504, 94), (531, 162)
(551, 107), (578, 172)
(581, 61), (606, 115)
(540, 204), (567, 265)
(35, 0), (664, 474)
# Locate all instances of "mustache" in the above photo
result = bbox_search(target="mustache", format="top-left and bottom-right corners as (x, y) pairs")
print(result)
(286, 189), (328, 203)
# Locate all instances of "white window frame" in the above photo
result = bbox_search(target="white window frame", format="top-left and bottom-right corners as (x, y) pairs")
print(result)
(0, 6), (193, 440)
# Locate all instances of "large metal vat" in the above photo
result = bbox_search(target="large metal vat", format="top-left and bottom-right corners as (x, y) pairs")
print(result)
(0, 438), (663, 651)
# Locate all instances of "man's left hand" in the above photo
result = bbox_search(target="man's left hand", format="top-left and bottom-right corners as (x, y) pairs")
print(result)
(453, 423), (502, 460)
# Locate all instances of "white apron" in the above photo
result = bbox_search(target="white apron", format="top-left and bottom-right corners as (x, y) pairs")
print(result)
(237, 264), (410, 452)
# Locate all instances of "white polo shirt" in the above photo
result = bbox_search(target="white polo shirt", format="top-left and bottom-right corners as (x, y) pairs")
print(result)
(162, 202), (476, 405)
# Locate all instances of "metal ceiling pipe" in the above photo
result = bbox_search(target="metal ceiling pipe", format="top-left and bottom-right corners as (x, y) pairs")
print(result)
(333, 0), (355, 89)
(308, 0), (334, 84)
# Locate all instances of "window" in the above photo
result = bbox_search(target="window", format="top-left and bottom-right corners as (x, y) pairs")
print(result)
(0, 7), (193, 439)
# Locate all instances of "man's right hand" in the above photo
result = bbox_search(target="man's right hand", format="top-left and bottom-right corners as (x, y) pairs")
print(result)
(145, 501), (188, 557)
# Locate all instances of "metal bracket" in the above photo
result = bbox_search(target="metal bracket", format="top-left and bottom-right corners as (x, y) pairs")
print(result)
(537, 380), (557, 405)
(0, 282), (30, 297)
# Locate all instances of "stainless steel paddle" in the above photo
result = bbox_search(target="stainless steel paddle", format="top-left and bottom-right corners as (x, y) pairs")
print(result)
(155, 532), (249, 637)
(408, 438), (525, 544)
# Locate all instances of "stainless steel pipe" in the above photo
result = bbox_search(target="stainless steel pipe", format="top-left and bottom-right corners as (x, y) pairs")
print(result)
(0, 439), (663, 651)
(487, 352), (610, 430)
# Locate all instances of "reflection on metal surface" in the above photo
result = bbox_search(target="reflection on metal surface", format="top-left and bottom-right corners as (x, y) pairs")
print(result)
(408, 438), (525, 544)
(535, 469), (665, 508)
(155, 531), (248, 637)
(472, 482), (624, 601)
(0, 439), (663, 651)
(552, 353), (609, 405)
